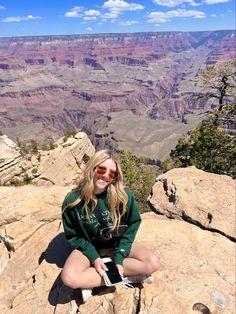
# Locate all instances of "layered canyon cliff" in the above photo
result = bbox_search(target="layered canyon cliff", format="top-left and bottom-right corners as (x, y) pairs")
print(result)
(0, 30), (235, 160)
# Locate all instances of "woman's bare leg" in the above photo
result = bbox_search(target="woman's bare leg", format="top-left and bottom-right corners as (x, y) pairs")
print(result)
(122, 242), (160, 276)
(61, 243), (159, 288)
(61, 250), (104, 289)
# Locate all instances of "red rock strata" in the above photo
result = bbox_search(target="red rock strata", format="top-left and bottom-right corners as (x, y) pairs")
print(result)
(0, 30), (235, 148)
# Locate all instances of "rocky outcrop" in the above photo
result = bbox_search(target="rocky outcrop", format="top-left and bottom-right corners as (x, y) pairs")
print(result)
(0, 167), (235, 313)
(0, 132), (95, 186)
(148, 166), (236, 241)
(33, 132), (95, 186)
(0, 135), (23, 185)
(0, 185), (70, 313)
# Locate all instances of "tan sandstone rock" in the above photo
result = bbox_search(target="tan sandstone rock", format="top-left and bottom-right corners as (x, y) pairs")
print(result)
(0, 185), (72, 313)
(138, 213), (235, 314)
(0, 243), (9, 275)
(0, 168), (235, 314)
(148, 166), (236, 240)
(0, 185), (70, 249)
(0, 132), (95, 186)
(33, 132), (95, 186)
(0, 135), (22, 185)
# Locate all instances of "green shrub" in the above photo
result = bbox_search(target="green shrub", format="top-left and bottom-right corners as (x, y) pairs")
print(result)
(169, 116), (236, 178)
(30, 140), (38, 154)
(23, 174), (32, 185)
(63, 130), (77, 142)
(118, 150), (160, 213)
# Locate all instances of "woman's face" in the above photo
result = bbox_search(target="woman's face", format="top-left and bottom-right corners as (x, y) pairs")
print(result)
(93, 158), (117, 194)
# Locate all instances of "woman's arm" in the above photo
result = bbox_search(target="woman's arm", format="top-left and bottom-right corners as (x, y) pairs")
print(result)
(114, 190), (141, 265)
(62, 204), (100, 264)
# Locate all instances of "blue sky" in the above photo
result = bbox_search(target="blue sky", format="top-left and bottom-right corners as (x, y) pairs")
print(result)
(0, 0), (235, 37)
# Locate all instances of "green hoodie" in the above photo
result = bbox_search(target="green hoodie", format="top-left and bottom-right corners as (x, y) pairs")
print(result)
(62, 188), (141, 265)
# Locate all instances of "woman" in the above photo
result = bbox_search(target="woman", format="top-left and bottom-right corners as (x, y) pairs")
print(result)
(61, 149), (160, 290)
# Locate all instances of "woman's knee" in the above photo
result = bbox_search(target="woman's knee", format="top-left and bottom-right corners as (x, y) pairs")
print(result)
(146, 254), (160, 274)
(61, 250), (90, 289)
(61, 268), (79, 289)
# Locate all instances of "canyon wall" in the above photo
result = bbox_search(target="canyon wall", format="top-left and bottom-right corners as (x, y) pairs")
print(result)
(0, 30), (235, 159)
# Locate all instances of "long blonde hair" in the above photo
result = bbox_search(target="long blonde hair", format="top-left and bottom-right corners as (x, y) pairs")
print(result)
(63, 149), (128, 227)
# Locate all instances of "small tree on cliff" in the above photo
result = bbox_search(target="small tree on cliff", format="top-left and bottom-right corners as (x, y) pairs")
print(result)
(118, 150), (160, 213)
(168, 61), (236, 178)
(169, 105), (236, 178)
(200, 61), (236, 112)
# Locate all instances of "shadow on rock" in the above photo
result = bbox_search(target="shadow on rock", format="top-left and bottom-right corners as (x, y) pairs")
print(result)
(40, 232), (81, 308)
(39, 232), (73, 268)
(48, 273), (84, 308)
(48, 273), (73, 306)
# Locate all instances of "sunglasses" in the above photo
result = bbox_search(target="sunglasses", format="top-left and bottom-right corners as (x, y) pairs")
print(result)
(95, 166), (118, 180)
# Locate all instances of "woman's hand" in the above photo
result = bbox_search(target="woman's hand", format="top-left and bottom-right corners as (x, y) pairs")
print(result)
(116, 264), (124, 277)
(93, 257), (108, 277)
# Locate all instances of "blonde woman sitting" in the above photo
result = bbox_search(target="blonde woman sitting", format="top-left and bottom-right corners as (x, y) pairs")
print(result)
(61, 149), (160, 296)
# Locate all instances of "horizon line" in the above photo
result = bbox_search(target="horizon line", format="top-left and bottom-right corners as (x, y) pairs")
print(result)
(0, 29), (235, 40)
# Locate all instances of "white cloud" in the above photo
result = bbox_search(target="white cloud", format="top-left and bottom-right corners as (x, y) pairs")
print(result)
(119, 20), (139, 25)
(65, 6), (83, 18)
(102, 0), (144, 20)
(65, 1), (144, 23)
(2, 15), (41, 23)
(65, 7), (102, 22)
(103, 0), (144, 11)
(148, 9), (205, 23)
(203, 0), (230, 3)
(84, 10), (101, 16)
(82, 10), (101, 20)
(153, 0), (200, 7)
(87, 27), (93, 31)
(83, 16), (97, 20)
(0, 5), (6, 10)
(210, 14), (217, 17)
(102, 11), (120, 19)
